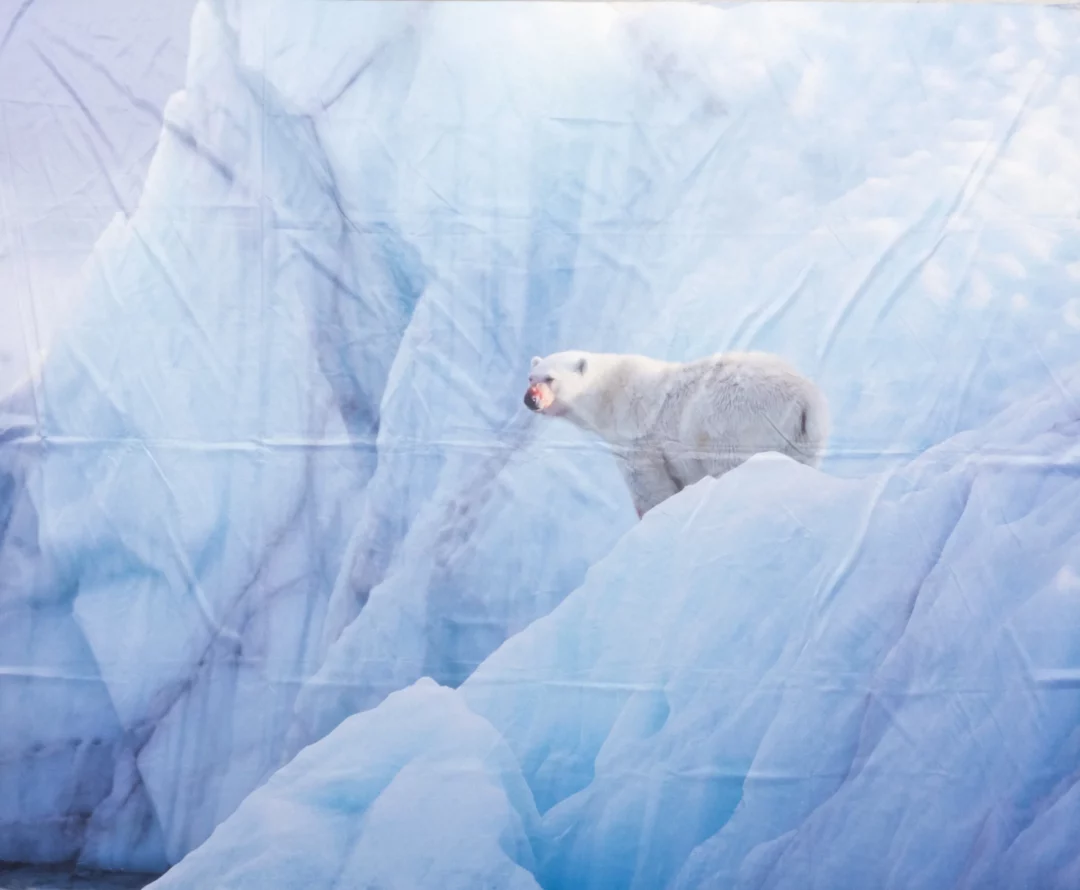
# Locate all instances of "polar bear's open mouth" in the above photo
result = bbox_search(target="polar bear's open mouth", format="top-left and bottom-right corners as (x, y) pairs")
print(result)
(524, 382), (555, 412)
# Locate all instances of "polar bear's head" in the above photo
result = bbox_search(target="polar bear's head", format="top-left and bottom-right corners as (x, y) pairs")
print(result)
(524, 351), (591, 416)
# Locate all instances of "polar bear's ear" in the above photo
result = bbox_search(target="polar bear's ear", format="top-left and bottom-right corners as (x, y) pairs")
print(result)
(531, 356), (541, 368)
(575, 357), (588, 375)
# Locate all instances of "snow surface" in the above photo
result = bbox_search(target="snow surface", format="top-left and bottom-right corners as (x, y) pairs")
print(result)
(2, 0), (1080, 879)
(150, 365), (1080, 889)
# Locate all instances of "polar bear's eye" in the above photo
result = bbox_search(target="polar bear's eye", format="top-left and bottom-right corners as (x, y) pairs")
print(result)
(543, 375), (554, 384)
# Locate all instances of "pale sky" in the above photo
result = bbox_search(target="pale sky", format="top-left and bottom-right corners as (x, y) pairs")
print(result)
(0, 0), (197, 395)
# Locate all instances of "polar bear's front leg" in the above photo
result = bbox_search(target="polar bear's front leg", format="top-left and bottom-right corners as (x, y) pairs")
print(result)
(616, 445), (682, 518)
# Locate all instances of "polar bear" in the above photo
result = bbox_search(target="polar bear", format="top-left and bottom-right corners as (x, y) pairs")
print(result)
(524, 350), (828, 517)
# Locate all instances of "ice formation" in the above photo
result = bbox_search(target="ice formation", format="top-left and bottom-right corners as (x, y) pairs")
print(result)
(148, 680), (542, 890)
(151, 365), (1080, 888)
(2, 0), (1080, 881)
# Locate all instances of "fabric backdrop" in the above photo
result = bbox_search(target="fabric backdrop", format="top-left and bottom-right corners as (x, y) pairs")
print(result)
(2, 2), (1079, 888)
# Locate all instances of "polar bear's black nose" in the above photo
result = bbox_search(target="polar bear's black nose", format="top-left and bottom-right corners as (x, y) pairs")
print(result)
(524, 390), (540, 410)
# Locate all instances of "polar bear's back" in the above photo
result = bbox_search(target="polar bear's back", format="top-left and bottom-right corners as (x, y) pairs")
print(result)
(657, 351), (828, 475)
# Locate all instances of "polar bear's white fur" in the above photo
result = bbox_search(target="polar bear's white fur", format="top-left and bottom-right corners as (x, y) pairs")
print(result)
(524, 350), (829, 517)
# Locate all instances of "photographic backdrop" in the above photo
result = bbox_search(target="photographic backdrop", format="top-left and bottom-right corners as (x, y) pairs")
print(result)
(2, 2), (1080, 887)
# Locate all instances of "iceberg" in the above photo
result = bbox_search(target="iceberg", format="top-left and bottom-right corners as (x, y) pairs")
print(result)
(147, 680), (542, 890)
(146, 364), (1080, 889)
(2, 0), (1080, 876)
(465, 369), (1080, 890)
(2, 0), (424, 867)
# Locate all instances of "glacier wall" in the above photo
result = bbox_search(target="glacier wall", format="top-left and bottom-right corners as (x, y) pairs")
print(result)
(2, 0), (1080, 876)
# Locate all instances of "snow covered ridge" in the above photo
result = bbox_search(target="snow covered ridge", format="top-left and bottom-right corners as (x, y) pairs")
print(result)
(3, 0), (1080, 875)
(147, 366), (1080, 889)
